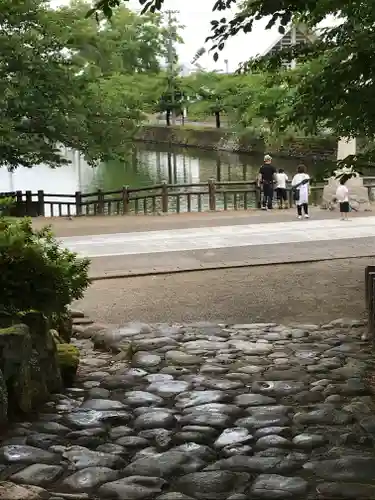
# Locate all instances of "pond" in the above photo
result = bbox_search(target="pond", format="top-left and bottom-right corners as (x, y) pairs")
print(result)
(0, 143), (337, 196)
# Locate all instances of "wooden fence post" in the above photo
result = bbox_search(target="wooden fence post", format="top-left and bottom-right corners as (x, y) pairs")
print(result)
(25, 190), (32, 216)
(97, 189), (104, 215)
(122, 186), (129, 214)
(37, 190), (45, 217)
(368, 271), (375, 341)
(16, 191), (23, 204)
(365, 266), (375, 308)
(161, 181), (168, 213)
(288, 187), (293, 208)
(255, 185), (261, 209)
(208, 178), (216, 211)
(75, 191), (82, 216)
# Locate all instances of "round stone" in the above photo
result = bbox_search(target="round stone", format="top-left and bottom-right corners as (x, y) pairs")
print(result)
(214, 428), (252, 448)
(134, 411), (177, 430)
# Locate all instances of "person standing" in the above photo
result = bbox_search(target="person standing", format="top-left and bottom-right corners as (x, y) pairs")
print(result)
(291, 164), (310, 219)
(258, 154), (276, 210)
(335, 177), (350, 220)
(275, 168), (288, 209)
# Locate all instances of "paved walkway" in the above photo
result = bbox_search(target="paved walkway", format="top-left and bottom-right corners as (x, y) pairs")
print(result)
(59, 215), (375, 277)
(2, 318), (375, 499)
(62, 217), (375, 258)
(34, 208), (374, 237)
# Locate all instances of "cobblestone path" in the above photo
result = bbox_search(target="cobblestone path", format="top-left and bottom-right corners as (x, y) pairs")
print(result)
(1, 320), (375, 500)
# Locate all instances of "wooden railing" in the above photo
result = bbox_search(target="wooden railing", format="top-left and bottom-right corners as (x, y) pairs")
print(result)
(2, 179), (375, 218)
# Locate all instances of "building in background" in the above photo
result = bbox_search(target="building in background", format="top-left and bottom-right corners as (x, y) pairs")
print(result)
(262, 23), (316, 69)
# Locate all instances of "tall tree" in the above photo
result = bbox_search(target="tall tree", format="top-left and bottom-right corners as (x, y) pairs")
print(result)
(56, 0), (174, 77)
(0, 0), (89, 169)
(0, 0), (177, 170)
(90, 0), (375, 145)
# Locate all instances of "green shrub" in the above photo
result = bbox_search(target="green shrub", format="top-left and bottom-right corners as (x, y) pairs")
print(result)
(0, 217), (90, 318)
(0, 197), (15, 216)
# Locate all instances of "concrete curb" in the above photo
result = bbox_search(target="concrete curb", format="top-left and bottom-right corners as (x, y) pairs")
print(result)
(89, 253), (375, 282)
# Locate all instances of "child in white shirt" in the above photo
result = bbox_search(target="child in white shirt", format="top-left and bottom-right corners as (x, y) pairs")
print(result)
(275, 169), (289, 209)
(335, 178), (350, 220)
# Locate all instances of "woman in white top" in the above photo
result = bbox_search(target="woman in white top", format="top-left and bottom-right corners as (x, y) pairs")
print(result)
(291, 164), (310, 219)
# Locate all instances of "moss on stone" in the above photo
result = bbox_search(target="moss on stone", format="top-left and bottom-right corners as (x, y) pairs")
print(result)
(0, 369), (8, 427)
(57, 343), (80, 386)
(0, 322), (62, 415)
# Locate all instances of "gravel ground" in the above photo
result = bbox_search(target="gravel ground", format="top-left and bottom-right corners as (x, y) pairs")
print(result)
(77, 257), (370, 326)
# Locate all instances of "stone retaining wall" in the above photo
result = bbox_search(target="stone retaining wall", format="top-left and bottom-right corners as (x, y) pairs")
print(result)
(135, 125), (338, 161)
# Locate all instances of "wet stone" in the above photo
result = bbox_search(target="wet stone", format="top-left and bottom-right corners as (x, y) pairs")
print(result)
(124, 450), (204, 477)
(62, 446), (125, 470)
(108, 426), (133, 440)
(206, 454), (306, 474)
(214, 428), (252, 448)
(180, 412), (231, 428)
(0, 445), (60, 465)
(156, 493), (195, 500)
(32, 422), (70, 435)
(294, 408), (353, 425)
(133, 351), (162, 368)
(98, 475), (166, 499)
(234, 394), (277, 407)
(183, 403), (240, 416)
(123, 391), (163, 406)
(26, 433), (61, 450)
(62, 467), (120, 491)
(255, 435), (291, 450)
(147, 380), (190, 396)
(316, 482), (375, 499)
(115, 436), (150, 448)
(87, 388), (110, 399)
(304, 456), (375, 481)
(165, 351), (202, 365)
(0, 320), (373, 499)
(251, 474), (308, 499)
(134, 411), (177, 430)
(175, 471), (250, 500)
(175, 390), (225, 409)
(0, 482), (48, 500)
(10, 464), (64, 486)
(292, 433), (327, 449)
(252, 381), (306, 396)
(80, 399), (126, 411)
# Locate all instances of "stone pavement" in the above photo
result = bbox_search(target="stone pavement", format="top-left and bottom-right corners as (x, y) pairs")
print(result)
(2, 319), (375, 499)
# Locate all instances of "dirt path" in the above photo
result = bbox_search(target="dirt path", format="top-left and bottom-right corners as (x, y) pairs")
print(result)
(33, 209), (374, 237)
(77, 257), (370, 326)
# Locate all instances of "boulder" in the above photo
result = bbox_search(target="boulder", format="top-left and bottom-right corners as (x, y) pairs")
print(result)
(321, 176), (372, 211)
(0, 317), (62, 415)
(57, 343), (80, 386)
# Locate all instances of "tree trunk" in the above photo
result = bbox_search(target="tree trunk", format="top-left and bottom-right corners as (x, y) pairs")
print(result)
(166, 110), (171, 126)
(215, 111), (221, 129)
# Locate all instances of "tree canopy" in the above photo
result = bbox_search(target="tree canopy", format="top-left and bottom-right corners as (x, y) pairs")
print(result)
(90, 0), (375, 145)
(1, 0), (177, 169)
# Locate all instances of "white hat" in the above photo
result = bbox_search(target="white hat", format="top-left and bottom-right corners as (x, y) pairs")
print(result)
(264, 154), (272, 161)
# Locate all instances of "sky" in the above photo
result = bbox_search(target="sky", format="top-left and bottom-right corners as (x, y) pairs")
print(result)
(127, 0), (281, 72)
(54, 0), (282, 72)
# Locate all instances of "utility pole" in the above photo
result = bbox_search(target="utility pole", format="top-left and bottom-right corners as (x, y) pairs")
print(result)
(166, 10), (179, 126)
